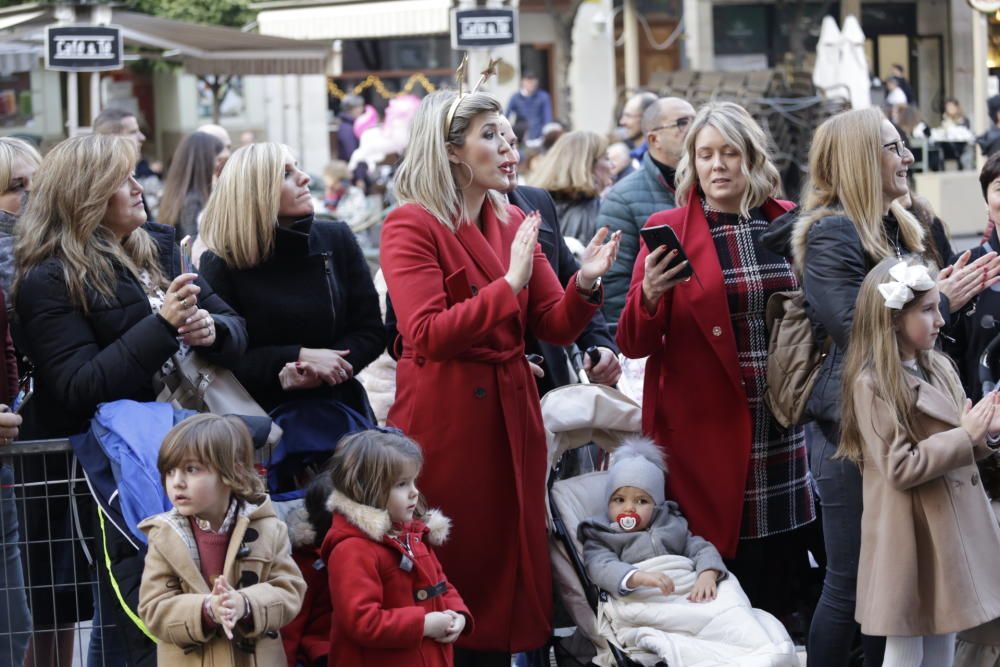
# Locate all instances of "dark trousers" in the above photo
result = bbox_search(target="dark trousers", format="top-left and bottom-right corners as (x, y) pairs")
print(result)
(806, 422), (885, 667)
(454, 648), (510, 667)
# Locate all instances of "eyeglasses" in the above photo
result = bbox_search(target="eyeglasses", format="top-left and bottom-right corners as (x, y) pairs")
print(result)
(883, 140), (911, 158)
(651, 116), (694, 133)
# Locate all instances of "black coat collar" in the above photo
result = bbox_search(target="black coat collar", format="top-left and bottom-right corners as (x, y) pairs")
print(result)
(274, 215), (316, 258)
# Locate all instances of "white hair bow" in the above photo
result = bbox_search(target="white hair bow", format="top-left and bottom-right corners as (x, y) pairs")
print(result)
(877, 261), (935, 310)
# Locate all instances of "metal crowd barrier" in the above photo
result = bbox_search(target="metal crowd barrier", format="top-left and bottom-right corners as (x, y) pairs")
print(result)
(0, 439), (119, 666)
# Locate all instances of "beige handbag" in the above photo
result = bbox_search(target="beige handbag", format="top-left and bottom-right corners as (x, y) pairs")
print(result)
(764, 289), (830, 429)
(156, 347), (283, 446)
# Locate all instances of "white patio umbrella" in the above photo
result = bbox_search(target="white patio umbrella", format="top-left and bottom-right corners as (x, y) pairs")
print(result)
(838, 14), (872, 109)
(813, 16), (844, 98)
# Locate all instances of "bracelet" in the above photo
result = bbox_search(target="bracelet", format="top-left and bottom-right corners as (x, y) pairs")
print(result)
(987, 432), (1000, 449)
(575, 273), (601, 297)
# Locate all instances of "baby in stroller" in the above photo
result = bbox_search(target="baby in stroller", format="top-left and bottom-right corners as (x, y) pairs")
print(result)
(542, 383), (796, 666)
(578, 439), (727, 603)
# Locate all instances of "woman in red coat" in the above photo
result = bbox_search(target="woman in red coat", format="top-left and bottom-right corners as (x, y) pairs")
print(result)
(617, 102), (815, 620)
(380, 89), (619, 665)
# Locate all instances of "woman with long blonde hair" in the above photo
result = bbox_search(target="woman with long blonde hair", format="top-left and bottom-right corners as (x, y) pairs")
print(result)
(380, 87), (619, 665)
(199, 142), (384, 419)
(13, 133), (246, 666)
(791, 107), (1000, 666)
(839, 255), (1000, 667)
(0, 135), (38, 667)
(617, 101), (813, 617)
(529, 130), (613, 244)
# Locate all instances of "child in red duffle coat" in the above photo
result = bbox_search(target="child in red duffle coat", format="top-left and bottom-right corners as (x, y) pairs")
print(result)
(321, 429), (472, 666)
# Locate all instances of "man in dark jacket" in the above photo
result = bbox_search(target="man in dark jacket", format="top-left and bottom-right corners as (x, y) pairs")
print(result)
(506, 72), (552, 142)
(598, 96), (694, 325)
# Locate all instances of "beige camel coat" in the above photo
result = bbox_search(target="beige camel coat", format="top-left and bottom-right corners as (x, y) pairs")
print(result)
(853, 366), (1000, 637)
(138, 498), (306, 666)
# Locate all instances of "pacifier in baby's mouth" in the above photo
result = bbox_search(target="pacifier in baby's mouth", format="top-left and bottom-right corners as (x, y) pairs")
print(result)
(616, 511), (641, 531)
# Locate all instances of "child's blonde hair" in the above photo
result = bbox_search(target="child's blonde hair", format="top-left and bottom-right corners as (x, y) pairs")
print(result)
(158, 414), (266, 502)
(838, 255), (961, 463)
(329, 429), (424, 515)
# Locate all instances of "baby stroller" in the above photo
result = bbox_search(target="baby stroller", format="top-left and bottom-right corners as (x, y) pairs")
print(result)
(542, 384), (797, 667)
(543, 383), (646, 666)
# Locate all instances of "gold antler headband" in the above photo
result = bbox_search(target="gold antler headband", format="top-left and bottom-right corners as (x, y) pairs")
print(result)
(444, 54), (501, 138)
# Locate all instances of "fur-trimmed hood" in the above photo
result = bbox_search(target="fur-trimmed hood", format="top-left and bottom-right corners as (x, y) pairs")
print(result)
(284, 503), (317, 549)
(321, 489), (452, 555)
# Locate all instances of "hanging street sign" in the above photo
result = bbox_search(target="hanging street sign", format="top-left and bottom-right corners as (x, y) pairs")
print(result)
(45, 25), (123, 72)
(451, 8), (518, 49)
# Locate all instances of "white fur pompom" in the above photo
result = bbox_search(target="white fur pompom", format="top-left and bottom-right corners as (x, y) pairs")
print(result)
(612, 436), (667, 473)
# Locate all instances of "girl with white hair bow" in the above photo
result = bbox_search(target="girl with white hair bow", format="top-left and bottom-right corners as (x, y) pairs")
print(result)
(840, 255), (1000, 667)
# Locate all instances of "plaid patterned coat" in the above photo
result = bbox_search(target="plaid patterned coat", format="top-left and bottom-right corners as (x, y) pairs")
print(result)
(617, 195), (815, 558)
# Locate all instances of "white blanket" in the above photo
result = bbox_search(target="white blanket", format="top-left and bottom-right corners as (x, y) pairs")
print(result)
(596, 555), (799, 667)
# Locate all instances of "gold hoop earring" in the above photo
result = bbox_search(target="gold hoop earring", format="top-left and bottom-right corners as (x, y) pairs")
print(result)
(454, 161), (474, 190)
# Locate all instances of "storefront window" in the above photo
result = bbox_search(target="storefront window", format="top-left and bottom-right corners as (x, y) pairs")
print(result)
(0, 72), (32, 127)
(197, 75), (246, 119)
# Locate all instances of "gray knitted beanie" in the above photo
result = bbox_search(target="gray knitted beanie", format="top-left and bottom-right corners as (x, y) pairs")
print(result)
(605, 436), (667, 505)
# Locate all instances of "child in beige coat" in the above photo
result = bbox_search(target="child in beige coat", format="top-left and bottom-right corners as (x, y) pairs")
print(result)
(138, 414), (305, 666)
(840, 258), (1000, 667)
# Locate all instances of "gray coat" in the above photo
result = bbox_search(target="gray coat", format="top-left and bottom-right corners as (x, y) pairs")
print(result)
(578, 501), (727, 595)
(595, 152), (677, 324)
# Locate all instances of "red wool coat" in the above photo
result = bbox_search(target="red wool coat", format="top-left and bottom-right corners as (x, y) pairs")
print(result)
(381, 202), (599, 651)
(323, 491), (473, 667)
(616, 197), (795, 558)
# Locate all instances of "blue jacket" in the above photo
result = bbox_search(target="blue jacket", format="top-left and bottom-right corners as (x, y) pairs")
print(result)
(595, 152), (678, 325)
(507, 90), (553, 140)
(74, 400), (192, 544)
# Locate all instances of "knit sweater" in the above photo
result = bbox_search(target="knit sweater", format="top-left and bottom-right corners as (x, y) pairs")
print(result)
(190, 518), (233, 587)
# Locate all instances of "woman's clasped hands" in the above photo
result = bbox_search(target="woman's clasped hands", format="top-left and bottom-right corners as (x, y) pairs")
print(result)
(280, 348), (353, 390)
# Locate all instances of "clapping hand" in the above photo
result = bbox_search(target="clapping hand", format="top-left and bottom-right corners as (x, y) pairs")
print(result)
(211, 577), (247, 640)
(578, 227), (621, 288)
(938, 250), (1000, 313)
(505, 212), (541, 294)
(962, 393), (998, 444)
